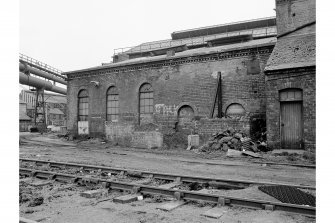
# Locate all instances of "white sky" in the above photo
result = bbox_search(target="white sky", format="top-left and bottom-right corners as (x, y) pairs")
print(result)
(20, 0), (275, 72)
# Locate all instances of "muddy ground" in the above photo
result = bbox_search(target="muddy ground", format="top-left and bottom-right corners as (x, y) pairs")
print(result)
(19, 132), (316, 223)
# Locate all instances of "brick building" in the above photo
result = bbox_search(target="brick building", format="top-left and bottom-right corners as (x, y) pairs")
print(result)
(65, 17), (278, 148)
(64, 0), (316, 150)
(264, 0), (316, 151)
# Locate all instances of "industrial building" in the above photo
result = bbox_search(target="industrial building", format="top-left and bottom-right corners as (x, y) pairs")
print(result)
(64, 0), (315, 152)
(19, 89), (67, 127)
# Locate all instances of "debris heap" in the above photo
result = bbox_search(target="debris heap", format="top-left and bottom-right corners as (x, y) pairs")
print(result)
(199, 129), (268, 153)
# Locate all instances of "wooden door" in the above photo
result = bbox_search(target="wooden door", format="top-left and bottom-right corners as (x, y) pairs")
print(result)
(280, 101), (303, 149)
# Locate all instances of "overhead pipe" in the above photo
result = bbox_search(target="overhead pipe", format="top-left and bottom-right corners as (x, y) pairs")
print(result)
(19, 62), (67, 85)
(19, 72), (67, 95)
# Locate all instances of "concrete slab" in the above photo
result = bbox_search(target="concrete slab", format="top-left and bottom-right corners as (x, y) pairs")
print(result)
(157, 201), (186, 211)
(201, 207), (227, 219)
(158, 182), (180, 189)
(113, 194), (141, 204)
(80, 189), (107, 198)
(226, 149), (242, 157)
(242, 151), (262, 158)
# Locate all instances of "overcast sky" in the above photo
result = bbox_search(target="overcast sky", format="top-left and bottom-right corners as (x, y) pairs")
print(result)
(20, 0), (275, 72)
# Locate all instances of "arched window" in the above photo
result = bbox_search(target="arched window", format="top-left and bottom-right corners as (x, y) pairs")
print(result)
(177, 105), (194, 127)
(139, 83), (153, 114)
(106, 86), (119, 121)
(78, 90), (89, 121)
(226, 103), (246, 116)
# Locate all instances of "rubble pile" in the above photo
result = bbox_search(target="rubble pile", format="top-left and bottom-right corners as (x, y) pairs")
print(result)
(199, 129), (268, 153)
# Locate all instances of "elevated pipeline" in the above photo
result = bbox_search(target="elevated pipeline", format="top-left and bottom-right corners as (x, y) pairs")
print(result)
(19, 62), (67, 85)
(19, 72), (67, 95)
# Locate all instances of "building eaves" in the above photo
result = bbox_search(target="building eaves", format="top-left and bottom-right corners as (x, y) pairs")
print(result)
(64, 37), (276, 76)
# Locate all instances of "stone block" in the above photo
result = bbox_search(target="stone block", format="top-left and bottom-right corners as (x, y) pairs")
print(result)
(157, 201), (186, 211)
(80, 189), (107, 198)
(188, 135), (199, 147)
(226, 149), (242, 157)
(113, 194), (141, 204)
(201, 207), (227, 219)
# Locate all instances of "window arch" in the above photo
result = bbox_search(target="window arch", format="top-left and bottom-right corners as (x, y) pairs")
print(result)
(177, 105), (194, 127)
(78, 89), (89, 121)
(139, 83), (153, 114)
(225, 103), (246, 116)
(106, 86), (119, 121)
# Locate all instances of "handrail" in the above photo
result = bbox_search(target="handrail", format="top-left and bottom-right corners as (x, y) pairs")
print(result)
(19, 53), (63, 75)
(113, 26), (277, 56)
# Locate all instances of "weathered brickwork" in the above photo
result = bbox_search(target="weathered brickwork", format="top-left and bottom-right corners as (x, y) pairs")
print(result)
(264, 0), (316, 151)
(105, 121), (163, 149)
(66, 46), (273, 146)
(275, 0), (315, 36)
(197, 118), (250, 136)
(265, 67), (315, 151)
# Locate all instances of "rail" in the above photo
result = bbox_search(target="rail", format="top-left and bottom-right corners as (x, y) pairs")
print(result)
(20, 158), (315, 190)
(19, 167), (316, 216)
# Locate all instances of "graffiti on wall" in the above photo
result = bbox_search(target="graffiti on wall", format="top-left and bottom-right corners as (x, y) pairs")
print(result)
(155, 104), (178, 116)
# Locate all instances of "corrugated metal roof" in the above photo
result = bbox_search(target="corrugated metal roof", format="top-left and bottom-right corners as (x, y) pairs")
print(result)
(21, 90), (66, 104)
(19, 109), (31, 120)
(45, 95), (66, 104)
(49, 108), (64, 115)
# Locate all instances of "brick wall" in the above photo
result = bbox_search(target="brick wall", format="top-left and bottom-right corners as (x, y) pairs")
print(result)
(105, 121), (162, 149)
(265, 67), (315, 151)
(275, 0), (316, 36)
(66, 46), (273, 145)
(197, 118), (250, 136)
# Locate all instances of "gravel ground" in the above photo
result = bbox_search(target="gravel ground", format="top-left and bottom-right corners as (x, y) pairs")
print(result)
(19, 132), (316, 222)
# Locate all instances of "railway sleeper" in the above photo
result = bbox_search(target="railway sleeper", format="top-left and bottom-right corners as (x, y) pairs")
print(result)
(208, 181), (246, 190)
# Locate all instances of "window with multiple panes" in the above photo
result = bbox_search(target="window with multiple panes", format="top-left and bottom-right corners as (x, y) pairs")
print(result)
(78, 90), (89, 121)
(106, 86), (119, 121)
(279, 88), (302, 102)
(139, 83), (153, 114)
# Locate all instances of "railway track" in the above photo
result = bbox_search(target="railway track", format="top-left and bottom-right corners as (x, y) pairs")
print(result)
(20, 158), (315, 190)
(20, 158), (316, 217)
